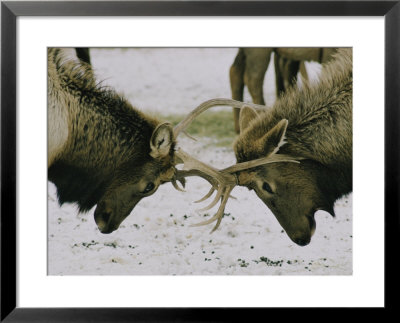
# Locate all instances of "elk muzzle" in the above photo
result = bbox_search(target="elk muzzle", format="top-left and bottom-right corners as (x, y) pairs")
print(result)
(290, 216), (316, 246)
(94, 197), (141, 234)
(94, 205), (116, 234)
(277, 213), (316, 246)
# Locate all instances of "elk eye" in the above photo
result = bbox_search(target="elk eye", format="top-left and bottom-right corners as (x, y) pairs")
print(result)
(143, 182), (155, 194)
(262, 182), (273, 194)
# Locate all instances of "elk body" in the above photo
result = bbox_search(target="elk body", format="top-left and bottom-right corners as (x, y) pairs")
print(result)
(48, 48), (177, 234)
(229, 47), (339, 133)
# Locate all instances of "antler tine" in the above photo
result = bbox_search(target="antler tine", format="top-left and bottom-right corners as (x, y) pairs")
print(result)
(189, 185), (235, 233)
(171, 179), (186, 192)
(174, 148), (238, 232)
(194, 186), (215, 203)
(197, 188), (224, 212)
(173, 98), (266, 139)
(222, 154), (304, 174)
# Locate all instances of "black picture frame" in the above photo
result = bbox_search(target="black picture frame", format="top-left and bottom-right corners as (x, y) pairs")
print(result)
(1, 1), (398, 321)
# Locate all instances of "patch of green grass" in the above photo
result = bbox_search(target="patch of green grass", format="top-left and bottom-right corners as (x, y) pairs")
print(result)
(159, 110), (238, 147)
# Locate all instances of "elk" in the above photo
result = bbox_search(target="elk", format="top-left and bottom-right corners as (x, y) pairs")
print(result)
(48, 48), (179, 234)
(229, 47), (339, 133)
(175, 48), (352, 246)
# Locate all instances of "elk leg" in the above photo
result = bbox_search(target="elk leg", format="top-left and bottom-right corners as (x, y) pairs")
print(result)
(75, 48), (91, 65)
(244, 49), (271, 106)
(245, 64), (268, 106)
(230, 49), (246, 133)
(274, 54), (286, 97)
(285, 60), (300, 88)
(275, 55), (300, 98)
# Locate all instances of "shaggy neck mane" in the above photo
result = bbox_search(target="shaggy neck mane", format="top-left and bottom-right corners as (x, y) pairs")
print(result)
(49, 48), (159, 171)
(48, 161), (110, 212)
(242, 49), (352, 169)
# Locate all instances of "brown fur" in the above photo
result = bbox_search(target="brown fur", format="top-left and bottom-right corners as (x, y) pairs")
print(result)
(229, 47), (339, 133)
(48, 48), (176, 234)
(233, 48), (352, 246)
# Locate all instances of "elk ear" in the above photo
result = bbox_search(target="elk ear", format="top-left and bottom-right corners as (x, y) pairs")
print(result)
(258, 119), (288, 156)
(239, 106), (259, 132)
(150, 123), (173, 158)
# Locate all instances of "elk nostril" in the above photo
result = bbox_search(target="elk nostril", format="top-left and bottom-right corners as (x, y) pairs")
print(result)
(102, 211), (111, 224)
(94, 207), (113, 233)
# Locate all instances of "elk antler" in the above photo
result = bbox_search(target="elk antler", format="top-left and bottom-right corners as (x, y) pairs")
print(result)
(173, 98), (267, 139)
(174, 148), (238, 233)
(171, 98), (302, 232)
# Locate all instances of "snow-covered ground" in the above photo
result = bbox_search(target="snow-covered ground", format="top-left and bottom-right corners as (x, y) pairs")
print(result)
(48, 48), (352, 275)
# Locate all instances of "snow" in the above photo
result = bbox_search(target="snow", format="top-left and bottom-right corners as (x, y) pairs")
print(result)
(48, 48), (352, 275)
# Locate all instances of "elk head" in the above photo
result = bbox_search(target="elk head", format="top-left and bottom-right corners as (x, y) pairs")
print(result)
(233, 106), (339, 246)
(93, 123), (176, 233)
